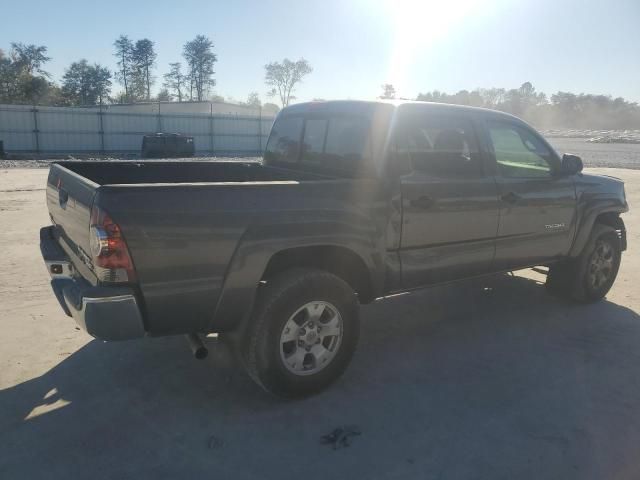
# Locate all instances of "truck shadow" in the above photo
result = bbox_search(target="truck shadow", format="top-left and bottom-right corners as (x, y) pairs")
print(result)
(2, 273), (640, 479)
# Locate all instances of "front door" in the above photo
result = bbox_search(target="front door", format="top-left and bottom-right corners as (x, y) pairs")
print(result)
(484, 119), (577, 270)
(396, 111), (500, 288)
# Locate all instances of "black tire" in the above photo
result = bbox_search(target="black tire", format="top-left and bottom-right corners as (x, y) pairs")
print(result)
(242, 268), (360, 398)
(546, 223), (622, 303)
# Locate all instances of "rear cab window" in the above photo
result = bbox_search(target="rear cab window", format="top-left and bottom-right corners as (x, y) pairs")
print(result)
(264, 111), (375, 177)
(264, 116), (303, 164)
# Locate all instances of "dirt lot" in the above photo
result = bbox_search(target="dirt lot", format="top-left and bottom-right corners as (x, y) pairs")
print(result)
(548, 138), (640, 170)
(0, 167), (639, 479)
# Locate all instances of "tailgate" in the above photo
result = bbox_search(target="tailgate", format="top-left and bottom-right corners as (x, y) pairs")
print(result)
(46, 164), (99, 271)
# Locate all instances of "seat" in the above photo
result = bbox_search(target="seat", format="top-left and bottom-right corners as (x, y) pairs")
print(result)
(430, 129), (471, 176)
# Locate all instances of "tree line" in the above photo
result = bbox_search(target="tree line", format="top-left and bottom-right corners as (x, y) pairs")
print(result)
(0, 36), (219, 106)
(5, 38), (636, 130)
(0, 37), (313, 111)
(381, 82), (640, 130)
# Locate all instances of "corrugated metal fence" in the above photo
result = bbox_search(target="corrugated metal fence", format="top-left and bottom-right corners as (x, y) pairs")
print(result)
(0, 104), (275, 156)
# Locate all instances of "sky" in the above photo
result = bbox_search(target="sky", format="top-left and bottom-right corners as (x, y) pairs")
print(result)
(2, 0), (639, 104)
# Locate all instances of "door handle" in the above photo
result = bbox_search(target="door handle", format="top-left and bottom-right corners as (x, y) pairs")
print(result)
(500, 191), (521, 204)
(411, 195), (435, 209)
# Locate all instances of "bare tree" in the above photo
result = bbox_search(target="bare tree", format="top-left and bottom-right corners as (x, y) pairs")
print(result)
(131, 39), (156, 100)
(264, 58), (312, 107)
(94, 65), (112, 105)
(10, 43), (51, 76)
(0, 49), (11, 100)
(476, 88), (506, 108)
(156, 88), (172, 102)
(183, 35), (217, 101)
(246, 91), (261, 108)
(380, 83), (396, 99)
(113, 35), (133, 100)
(163, 62), (186, 102)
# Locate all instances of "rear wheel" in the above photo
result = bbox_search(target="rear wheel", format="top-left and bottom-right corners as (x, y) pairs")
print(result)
(547, 223), (622, 302)
(242, 268), (359, 398)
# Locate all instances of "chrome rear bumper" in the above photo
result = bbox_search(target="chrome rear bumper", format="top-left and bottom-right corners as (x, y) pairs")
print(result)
(40, 226), (145, 340)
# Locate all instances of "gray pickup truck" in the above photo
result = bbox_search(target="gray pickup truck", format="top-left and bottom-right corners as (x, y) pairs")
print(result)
(40, 100), (628, 397)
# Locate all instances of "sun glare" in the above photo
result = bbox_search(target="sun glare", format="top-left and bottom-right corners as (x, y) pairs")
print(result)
(385, 0), (484, 94)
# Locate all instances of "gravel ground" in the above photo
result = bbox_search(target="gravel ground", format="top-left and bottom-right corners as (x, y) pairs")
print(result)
(549, 138), (640, 169)
(0, 167), (639, 479)
(543, 129), (640, 142)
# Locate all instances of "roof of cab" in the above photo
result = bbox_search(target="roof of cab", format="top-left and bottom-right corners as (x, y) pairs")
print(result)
(281, 99), (522, 122)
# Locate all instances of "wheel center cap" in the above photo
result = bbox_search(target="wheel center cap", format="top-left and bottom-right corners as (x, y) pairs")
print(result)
(305, 331), (318, 344)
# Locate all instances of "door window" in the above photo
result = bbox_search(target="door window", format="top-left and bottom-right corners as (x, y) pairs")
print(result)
(487, 122), (554, 178)
(397, 115), (483, 178)
(264, 116), (303, 164)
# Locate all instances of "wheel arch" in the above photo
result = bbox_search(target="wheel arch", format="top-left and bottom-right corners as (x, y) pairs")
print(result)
(262, 245), (375, 303)
(211, 239), (380, 334)
(570, 207), (627, 257)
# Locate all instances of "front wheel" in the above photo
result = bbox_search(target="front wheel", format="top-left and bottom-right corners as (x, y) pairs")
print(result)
(242, 268), (360, 398)
(547, 223), (622, 303)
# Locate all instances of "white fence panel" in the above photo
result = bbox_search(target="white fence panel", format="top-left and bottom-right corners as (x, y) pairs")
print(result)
(0, 105), (36, 150)
(105, 133), (142, 152)
(40, 132), (102, 152)
(192, 134), (213, 153)
(37, 107), (102, 152)
(103, 112), (158, 136)
(161, 114), (209, 136)
(0, 104), (275, 156)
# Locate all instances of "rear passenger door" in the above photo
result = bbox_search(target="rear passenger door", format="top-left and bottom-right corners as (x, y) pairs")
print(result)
(396, 111), (500, 288)
(484, 120), (577, 270)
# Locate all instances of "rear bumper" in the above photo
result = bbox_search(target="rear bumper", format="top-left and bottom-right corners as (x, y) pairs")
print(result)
(40, 226), (145, 340)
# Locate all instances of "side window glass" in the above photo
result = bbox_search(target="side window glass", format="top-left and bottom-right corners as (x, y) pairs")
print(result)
(301, 119), (328, 164)
(397, 115), (482, 178)
(264, 116), (303, 164)
(324, 117), (371, 163)
(488, 122), (553, 178)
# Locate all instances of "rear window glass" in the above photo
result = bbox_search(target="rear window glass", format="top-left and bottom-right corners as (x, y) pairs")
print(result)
(301, 119), (328, 164)
(324, 117), (371, 163)
(264, 116), (303, 164)
(265, 114), (373, 175)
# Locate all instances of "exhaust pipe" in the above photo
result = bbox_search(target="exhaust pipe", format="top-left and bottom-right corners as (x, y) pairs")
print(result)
(186, 333), (208, 360)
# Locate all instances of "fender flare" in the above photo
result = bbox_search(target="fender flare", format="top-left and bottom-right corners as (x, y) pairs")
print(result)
(569, 203), (627, 257)
(209, 230), (382, 332)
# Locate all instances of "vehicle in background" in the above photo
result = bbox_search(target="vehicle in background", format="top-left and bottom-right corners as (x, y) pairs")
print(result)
(141, 133), (195, 158)
(40, 100), (628, 397)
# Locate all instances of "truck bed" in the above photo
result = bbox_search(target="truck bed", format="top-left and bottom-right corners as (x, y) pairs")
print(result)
(46, 160), (375, 336)
(61, 160), (324, 185)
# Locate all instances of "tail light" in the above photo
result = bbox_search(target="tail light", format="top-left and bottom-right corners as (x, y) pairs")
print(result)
(89, 205), (136, 283)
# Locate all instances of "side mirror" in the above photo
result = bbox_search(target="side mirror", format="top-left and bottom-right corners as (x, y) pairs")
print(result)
(560, 153), (583, 175)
